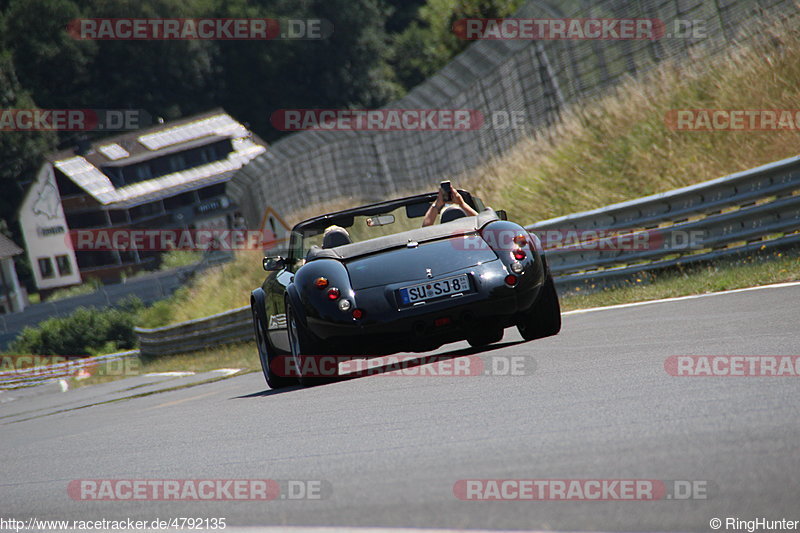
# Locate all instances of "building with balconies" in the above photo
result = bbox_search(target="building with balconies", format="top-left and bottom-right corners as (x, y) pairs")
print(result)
(18, 109), (267, 297)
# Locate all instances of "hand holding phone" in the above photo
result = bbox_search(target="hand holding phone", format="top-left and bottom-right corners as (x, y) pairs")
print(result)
(440, 180), (452, 202)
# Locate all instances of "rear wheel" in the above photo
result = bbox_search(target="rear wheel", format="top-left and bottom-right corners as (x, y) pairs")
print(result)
(467, 327), (504, 348)
(517, 274), (561, 341)
(286, 302), (340, 387)
(252, 304), (296, 389)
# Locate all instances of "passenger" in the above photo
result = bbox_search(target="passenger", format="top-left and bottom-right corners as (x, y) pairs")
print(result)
(322, 225), (352, 248)
(422, 186), (478, 227)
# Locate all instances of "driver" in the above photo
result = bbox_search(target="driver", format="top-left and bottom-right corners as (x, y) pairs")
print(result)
(422, 185), (478, 227)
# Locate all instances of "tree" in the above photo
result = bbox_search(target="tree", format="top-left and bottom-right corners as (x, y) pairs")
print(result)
(388, 0), (525, 91)
(0, 50), (57, 290)
(209, 0), (403, 141)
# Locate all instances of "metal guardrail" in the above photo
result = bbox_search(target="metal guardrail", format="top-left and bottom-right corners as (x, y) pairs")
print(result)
(528, 155), (800, 290)
(0, 350), (139, 390)
(135, 306), (251, 358)
(133, 156), (800, 357)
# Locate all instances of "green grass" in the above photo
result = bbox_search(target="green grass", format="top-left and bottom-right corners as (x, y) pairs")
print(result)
(136, 251), (265, 328)
(158, 249), (203, 270)
(466, 18), (800, 225)
(47, 278), (102, 302)
(560, 250), (800, 311)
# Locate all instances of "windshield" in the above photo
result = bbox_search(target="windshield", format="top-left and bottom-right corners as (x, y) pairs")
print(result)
(288, 192), (484, 263)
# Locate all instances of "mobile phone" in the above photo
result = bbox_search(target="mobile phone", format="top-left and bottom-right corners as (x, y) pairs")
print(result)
(440, 180), (452, 202)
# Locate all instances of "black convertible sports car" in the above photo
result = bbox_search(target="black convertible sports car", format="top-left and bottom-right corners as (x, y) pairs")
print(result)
(251, 190), (561, 388)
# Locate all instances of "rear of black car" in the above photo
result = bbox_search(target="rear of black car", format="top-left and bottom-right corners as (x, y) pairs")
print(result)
(303, 229), (545, 354)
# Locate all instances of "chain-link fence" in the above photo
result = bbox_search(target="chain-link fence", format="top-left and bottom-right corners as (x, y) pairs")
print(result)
(227, 0), (798, 229)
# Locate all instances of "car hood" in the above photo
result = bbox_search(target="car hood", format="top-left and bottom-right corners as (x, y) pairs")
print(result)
(345, 236), (497, 290)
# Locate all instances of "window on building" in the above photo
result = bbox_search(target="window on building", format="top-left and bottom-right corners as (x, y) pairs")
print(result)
(122, 163), (153, 184)
(66, 210), (108, 229)
(135, 164), (153, 181)
(168, 154), (187, 173)
(102, 166), (126, 188)
(55, 255), (72, 276)
(38, 257), (54, 279)
(198, 145), (217, 164)
(108, 209), (129, 225)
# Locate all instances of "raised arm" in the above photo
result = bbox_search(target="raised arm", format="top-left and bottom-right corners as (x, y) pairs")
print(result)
(422, 188), (446, 227)
(452, 189), (478, 217)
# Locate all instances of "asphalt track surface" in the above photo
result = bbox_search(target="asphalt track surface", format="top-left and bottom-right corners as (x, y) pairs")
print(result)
(1, 283), (799, 532)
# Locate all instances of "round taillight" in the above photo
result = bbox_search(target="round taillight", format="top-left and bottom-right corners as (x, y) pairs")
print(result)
(338, 299), (352, 311)
(510, 261), (524, 274)
(513, 249), (526, 260)
(314, 277), (329, 289)
(513, 234), (528, 247)
(327, 287), (340, 300)
(352, 308), (364, 320)
(504, 274), (518, 286)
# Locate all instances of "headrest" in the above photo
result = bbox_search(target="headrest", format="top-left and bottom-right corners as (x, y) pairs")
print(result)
(322, 227), (352, 248)
(440, 206), (467, 223)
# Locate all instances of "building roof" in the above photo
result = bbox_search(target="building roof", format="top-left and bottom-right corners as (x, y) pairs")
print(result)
(48, 109), (267, 209)
(0, 234), (23, 259)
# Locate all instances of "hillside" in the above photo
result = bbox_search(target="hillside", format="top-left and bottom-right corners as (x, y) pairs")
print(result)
(140, 18), (800, 326)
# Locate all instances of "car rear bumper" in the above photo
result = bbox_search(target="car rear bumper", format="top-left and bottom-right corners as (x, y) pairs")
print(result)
(306, 259), (545, 353)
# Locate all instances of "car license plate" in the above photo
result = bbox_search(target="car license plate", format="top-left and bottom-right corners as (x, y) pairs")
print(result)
(399, 274), (471, 306)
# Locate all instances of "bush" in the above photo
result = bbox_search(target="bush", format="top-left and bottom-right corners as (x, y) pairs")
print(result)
(159, 249), (202, 270)
(8, 298), (143, 356)
(136, 296), (180, 329)
(47, 278), (102, 302)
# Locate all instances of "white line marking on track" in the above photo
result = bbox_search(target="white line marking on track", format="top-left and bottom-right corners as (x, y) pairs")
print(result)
(211, 368), (242, 376)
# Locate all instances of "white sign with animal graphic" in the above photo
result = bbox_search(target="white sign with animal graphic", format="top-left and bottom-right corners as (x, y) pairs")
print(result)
(19, 165), (81, 290)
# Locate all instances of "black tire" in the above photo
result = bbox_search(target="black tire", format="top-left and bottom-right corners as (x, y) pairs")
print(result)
(252, 304), (296, 389)
(517, 274), (561, 341)
(286, 302), (340, 387)
(467, 327), (504, 348)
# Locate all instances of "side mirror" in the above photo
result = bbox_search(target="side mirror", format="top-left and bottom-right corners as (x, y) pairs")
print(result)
(263, 256), (286, 271)
(495, 209), (508, 221)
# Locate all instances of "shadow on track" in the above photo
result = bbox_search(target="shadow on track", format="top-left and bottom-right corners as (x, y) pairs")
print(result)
(233, 339), (526, 399)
